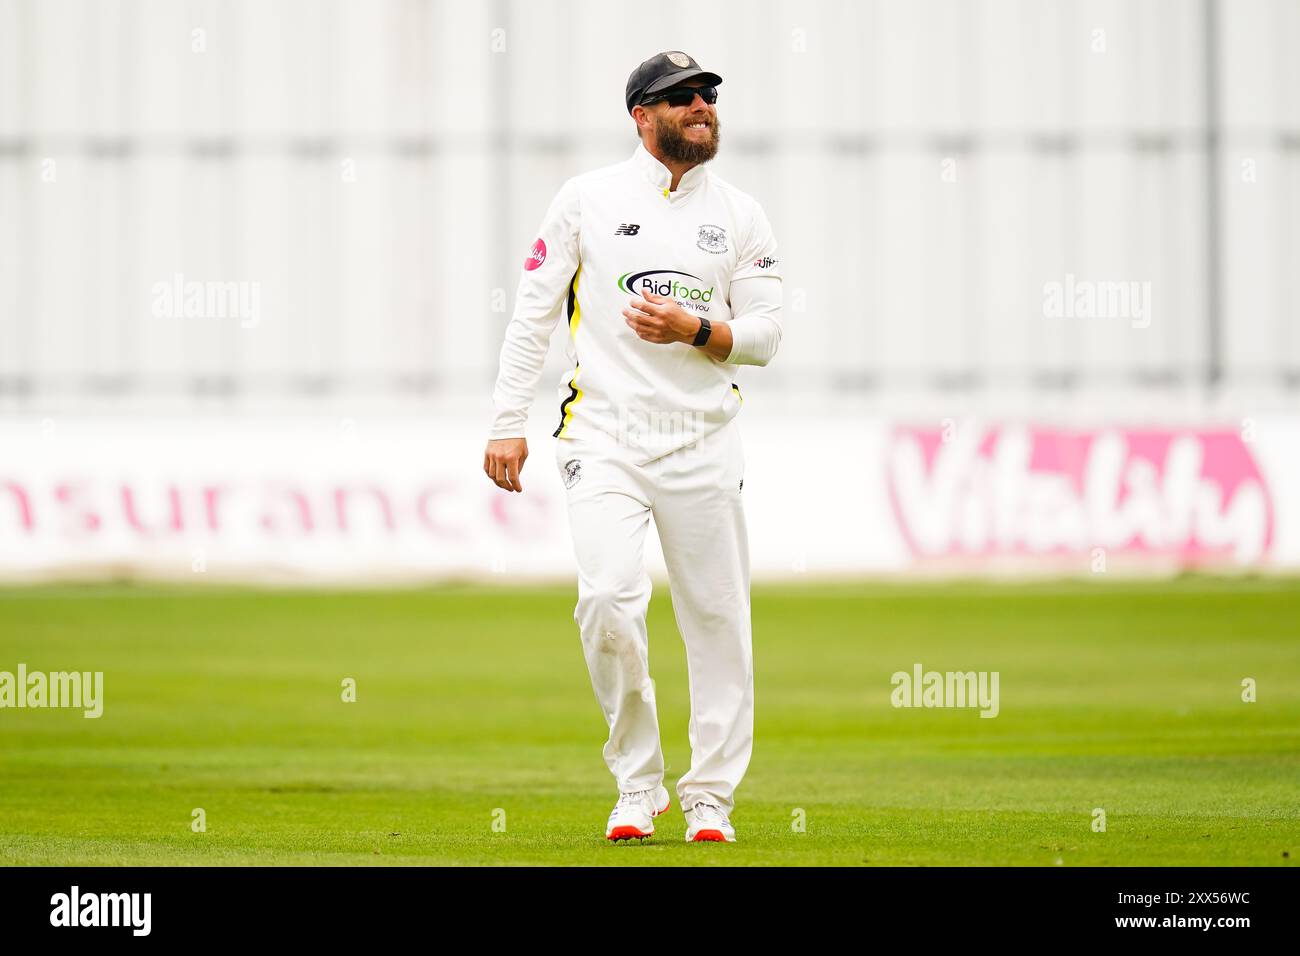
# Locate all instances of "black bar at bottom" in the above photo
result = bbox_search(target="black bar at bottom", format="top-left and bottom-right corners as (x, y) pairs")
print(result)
(0, 866), (1291, 941)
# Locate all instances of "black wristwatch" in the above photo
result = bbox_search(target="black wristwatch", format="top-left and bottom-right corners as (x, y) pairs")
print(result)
(691, 317), (712, 347)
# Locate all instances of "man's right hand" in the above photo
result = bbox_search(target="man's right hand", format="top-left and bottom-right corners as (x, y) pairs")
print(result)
(484, 437), (528, 493)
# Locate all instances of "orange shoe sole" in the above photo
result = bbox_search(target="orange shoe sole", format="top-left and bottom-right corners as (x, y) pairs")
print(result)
(689, 829), (728, 842)
(607, 826), (652, 841)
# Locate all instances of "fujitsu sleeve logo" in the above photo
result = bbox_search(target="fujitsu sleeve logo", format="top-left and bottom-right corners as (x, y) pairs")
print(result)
(524, 238), (547, 271)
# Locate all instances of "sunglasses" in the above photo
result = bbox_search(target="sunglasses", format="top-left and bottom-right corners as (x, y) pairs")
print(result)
(640, 85), (718, 108)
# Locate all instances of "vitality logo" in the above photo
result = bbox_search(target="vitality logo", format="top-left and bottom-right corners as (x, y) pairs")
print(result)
(523, 238), (546, 271)
(617, 270), (714, 311)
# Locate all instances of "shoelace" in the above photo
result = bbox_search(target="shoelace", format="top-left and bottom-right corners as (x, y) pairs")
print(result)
(614, 789), (655, 810)
(691, 802), (727, 822)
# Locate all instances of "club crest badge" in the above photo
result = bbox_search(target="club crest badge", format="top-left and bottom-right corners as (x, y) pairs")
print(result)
(563, 458), (583, 489)
(667, 52), (692, 68)
(696, 224), (728, 254)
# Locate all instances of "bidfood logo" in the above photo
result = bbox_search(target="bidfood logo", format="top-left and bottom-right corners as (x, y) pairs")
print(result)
(617, 270), (714, 313)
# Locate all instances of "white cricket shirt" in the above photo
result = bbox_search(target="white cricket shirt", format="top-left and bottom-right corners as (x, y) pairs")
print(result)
(490, 141), (783, 464)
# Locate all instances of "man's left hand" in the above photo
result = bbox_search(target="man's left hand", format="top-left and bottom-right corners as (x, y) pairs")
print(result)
(623, 290), (700, 345)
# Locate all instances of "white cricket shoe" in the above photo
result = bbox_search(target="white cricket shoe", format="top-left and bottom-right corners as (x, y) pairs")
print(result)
(684, 802), (736, 843)
(605, 785), (671, 842)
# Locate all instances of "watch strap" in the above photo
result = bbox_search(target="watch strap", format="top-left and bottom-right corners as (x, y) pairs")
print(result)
(692, 317), (712, 347)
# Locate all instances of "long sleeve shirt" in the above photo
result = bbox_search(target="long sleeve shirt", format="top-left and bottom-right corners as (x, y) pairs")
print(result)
(489, 142), (783, 464)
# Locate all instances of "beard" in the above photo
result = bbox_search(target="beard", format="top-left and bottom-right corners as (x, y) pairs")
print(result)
(654, 113), (721, 165)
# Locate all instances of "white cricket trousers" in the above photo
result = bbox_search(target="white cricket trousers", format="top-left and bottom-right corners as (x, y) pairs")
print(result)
(554, 417), (753, 816)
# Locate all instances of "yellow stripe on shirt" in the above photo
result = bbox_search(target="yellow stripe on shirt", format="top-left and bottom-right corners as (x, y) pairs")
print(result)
(555, 268), (584, 438)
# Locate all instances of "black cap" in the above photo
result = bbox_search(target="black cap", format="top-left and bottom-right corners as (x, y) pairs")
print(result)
(625, 51), (722, 115)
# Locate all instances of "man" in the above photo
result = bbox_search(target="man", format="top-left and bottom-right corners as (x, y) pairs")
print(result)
(483, 51), (783, 844)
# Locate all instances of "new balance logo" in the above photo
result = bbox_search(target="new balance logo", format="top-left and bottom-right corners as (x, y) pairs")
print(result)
(614, 223), (641, 236)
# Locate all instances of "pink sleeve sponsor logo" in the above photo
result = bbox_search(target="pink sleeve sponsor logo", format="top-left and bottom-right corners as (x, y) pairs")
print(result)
(886, 426), (1273, 565)
(523, 238), (546, 271)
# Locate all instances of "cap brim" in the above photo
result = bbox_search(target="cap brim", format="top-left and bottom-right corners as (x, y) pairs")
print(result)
(641, 68), (723, 99)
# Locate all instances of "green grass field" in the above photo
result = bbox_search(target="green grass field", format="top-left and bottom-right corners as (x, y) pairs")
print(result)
(1, 578), (1297, 866)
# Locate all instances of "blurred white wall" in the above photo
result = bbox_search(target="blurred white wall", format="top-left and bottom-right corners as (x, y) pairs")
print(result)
(1, 0), (1297, 424)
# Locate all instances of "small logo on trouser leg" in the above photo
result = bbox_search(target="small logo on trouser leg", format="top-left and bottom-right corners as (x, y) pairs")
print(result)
(563, 459), (583, 489)
(739, 478), (744, 493)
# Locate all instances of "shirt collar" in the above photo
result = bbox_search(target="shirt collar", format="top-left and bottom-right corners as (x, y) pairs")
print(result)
(633, 141), (708, 199)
